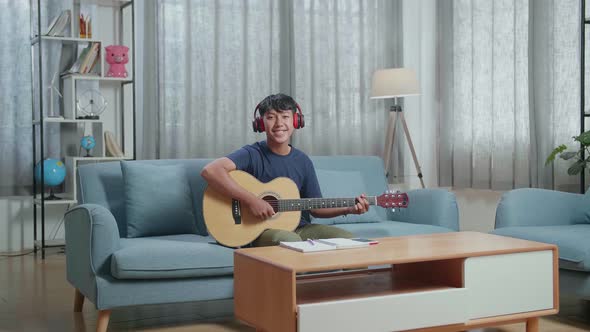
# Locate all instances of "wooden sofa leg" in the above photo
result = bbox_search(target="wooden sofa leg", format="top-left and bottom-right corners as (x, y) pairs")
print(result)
(74, 289), (84, 312)
(96, 310), (111, 332)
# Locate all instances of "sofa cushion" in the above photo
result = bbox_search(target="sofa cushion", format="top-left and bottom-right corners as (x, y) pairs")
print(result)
(314, 169), (386, 225)
(491, 224), (590, 272)
(111, 234), (234, 279)
(121, 161), (198, 238)
(335, 221), (455, 238)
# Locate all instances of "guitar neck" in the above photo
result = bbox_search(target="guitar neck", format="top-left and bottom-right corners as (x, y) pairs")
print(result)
(276, 197), (377, 212)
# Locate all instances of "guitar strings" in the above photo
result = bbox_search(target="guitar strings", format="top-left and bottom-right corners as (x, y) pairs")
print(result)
(259, 196), (405, 209)
(263, 199), (358, 205)
(261, 198), (368, 208)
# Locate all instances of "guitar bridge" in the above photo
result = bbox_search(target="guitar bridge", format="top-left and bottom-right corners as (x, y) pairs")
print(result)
(232, 199), (242, 225)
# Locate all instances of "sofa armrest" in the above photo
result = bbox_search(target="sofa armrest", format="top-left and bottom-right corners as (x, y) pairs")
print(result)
(64, 204), (120, 299)
(388, 189), (459, 231)
(495, 188), (587, 229)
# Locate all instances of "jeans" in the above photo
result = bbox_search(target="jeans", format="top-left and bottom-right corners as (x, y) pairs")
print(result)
(251, 223), (353, 247)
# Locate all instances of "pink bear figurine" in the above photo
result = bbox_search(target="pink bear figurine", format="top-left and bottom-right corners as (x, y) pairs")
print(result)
(105, 45), (129, 78)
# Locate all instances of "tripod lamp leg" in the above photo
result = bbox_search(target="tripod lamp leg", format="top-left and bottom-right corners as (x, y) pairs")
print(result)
(399, 111), (425, 188)
(383, 110), (399, 179)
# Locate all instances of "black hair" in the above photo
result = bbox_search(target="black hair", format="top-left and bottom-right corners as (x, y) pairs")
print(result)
(257, 93), (297, 116)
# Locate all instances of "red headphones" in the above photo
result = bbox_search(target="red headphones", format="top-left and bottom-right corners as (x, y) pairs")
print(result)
(252, 103), (305, 133)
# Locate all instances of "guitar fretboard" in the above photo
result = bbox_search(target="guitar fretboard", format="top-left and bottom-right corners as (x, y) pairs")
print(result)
(276, 197), (377, 212)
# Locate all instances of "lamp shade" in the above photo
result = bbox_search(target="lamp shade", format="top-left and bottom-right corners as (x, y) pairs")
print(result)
(370, 68), (420, 99)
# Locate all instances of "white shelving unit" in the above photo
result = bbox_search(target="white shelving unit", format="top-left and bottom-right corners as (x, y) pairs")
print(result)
(34, 196), (78, 206)
(33, 118), (102, 124)
(31, 36), (103, 45)
(30, 0), (135, 258)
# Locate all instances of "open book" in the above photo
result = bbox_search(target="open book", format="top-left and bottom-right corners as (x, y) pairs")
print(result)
(279, 238), (372, 253)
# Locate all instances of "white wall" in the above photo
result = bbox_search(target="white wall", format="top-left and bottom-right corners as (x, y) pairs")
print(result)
(394, 181), (503, 234)
(0, 198), (67, 252)
(454, 189), (503, 232)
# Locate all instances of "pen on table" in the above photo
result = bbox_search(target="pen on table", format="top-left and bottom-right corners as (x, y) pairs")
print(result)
(307, 239), (316, 246)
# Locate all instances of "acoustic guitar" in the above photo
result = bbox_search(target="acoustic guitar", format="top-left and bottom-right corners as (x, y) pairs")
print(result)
(202, 170), (409, 247)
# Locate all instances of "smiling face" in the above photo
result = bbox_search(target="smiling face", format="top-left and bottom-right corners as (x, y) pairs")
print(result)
(263, 109), (294, 146)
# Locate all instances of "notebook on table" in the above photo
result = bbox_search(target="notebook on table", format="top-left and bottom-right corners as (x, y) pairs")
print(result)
(279, 238), (373, 253)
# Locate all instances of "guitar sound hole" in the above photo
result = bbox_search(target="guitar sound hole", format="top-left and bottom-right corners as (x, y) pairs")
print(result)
(262, 195), (279, 213)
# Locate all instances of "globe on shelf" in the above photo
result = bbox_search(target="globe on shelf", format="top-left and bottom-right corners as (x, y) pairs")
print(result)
(34, 159), (66, 200)
(80, 135), (96, 157)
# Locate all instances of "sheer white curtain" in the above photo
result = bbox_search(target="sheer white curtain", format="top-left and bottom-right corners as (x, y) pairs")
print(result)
(0, 2), (32, 196)
(399, 0), (439, 188)
(436, 0), (580, 191)
(149, 0), (402, 160)
(0, 0), (68, 195)
(291, 0), (401, 158)
(149, 0), (582, 190)
(152, 0), (284, 159)
(531, 0), (581, 192)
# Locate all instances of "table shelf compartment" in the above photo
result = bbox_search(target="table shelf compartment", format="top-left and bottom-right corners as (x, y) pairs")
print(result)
(296, 268), (460, 305)
(297, 272), (468, 332)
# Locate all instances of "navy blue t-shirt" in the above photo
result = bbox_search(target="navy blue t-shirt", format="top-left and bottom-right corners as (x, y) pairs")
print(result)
(226, 141), (322, 226)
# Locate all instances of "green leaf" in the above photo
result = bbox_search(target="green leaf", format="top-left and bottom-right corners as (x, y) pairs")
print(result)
(567, 160), (586, 175)
(575, 131), (590, 145)
(545, 145), (568, 165)
(559, 151), (578, 160)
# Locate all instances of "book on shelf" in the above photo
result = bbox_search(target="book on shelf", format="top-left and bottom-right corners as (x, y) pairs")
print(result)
(279, 238), (372, 253)
(64, 45), (88, 74)
(46, 10), (71, 37)
(79, 43), (100, 74)
(63, 42), (100, 75)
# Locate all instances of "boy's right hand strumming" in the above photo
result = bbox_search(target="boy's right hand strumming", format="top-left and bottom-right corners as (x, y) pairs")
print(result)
(245, 196), (275, 220)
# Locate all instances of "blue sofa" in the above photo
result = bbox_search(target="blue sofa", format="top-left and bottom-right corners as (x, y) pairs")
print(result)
(492, 188), (590, 300)
(64, 156), (459, 331)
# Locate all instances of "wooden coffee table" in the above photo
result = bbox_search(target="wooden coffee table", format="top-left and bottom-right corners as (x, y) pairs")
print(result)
(234, 232), (558, 332)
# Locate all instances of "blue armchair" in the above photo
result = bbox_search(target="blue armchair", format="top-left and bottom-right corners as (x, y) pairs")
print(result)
(492, 188), (590, 299)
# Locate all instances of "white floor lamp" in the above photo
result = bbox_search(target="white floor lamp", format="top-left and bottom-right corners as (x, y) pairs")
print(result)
(370, 68), (425, 188)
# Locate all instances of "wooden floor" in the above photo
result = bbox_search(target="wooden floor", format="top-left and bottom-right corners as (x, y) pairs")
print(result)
(1, 249), (590, 332)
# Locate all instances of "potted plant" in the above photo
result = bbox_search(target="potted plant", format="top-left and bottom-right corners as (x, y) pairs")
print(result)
(546, 131), (590, 175)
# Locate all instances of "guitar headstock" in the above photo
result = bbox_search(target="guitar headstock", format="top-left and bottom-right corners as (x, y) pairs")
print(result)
(376, 190), (409, 209)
